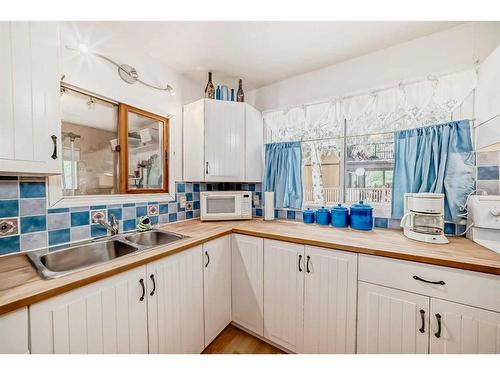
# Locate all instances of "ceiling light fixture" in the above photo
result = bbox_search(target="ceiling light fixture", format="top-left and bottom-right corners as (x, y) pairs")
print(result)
(66, 44), (175, 96)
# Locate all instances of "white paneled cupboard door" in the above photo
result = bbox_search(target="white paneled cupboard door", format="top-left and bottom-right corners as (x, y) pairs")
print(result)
(0, 21), (61, 175)
(231, 234), (264, 336)
(244, 104), (263, 182)
(303, 246), (357, 353)
(30, 267), (148, 354)
(430, 299), (500, 354)
(203, 235), (232, 346)
(357, 282), (429, 354)
(0, 308), (29, 353)
(264, 239), (305, 353)
(147, 246), (205, 354)
(204, 100), (245, 181)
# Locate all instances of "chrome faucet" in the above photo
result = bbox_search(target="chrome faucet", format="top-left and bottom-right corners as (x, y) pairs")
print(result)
(97, 215), (119, 236)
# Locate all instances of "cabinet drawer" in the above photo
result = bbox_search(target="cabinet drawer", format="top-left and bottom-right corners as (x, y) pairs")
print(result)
(359, 255), (500, 312)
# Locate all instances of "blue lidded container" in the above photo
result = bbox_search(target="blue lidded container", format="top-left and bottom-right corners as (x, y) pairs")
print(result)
(331, 203), (349, 228)
(316, 207), (331, 226)
(302, 209), (315, 224)
(349, 201), (373, 231)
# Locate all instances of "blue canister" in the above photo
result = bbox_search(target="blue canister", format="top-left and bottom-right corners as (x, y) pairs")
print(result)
(302, 209), (315, 224)
(331, 203), (349, 228)
(350, 201), (373, 231)
(316, 207), (331, 226)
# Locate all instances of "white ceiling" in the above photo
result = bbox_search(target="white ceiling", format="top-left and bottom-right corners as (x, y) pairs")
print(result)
(66, 21), (464, 91)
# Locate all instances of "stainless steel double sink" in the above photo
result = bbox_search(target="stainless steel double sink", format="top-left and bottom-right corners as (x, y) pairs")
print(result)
(27, 229), (189, 279)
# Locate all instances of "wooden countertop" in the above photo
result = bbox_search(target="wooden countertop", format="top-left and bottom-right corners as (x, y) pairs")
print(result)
(1, 219), (499, 315)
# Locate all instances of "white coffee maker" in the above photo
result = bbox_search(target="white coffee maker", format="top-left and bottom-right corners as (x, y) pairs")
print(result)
(400, 193), (449, 244)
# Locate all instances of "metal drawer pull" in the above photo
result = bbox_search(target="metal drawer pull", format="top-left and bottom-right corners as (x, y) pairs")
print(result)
(413, 275), (445, 285)
(149, 274), (156, 296)
(298, 254), (303, 272)
(419, 309), (425, 333)
(51, 135), (58, 159)
(306, 255), (311, 273)
(139, 278), (145, 301)
(205, 251), (210, 267)
(435, 313), (442, 338)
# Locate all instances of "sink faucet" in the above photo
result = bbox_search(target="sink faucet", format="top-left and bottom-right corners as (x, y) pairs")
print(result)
(97, 215), (119, 236)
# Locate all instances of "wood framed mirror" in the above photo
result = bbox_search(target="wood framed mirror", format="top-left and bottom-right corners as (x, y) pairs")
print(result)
(118, 104), (169, 193)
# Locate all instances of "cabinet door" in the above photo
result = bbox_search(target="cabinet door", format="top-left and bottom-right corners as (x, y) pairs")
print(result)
(204, 100), (245, 181)
(183, 99), (205, 181)
(231, 234), (264, 335)
(357, 281), (429, 354)
(147, 246), (204, 354)
(203, 235), (232, 346)
(264, 239), (305, 352)
(430, 298), (500, 354)
(303, 246), (357, 353)
(0, 308), (29, 354)
(245, 104), (263, 182)
(0, 21), (61, 175)
(30, 266), (148, 354)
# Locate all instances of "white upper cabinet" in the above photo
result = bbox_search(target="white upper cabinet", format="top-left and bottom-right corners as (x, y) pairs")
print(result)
(0, 21), (61, 175)
(183, 99), (263, 182)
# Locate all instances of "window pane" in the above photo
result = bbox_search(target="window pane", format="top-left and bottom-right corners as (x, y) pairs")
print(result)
(345, 133), (393, 217)
(61, 88), (119, 196)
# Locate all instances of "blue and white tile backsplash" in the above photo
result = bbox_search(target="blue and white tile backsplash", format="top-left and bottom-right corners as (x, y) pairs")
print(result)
(476, 151), (500, 195)
(0, 177), (262, 256)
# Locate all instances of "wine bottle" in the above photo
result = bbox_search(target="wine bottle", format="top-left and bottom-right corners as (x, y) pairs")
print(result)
(237, 79), (244, 102)
(204, 72), (215, 99)
(216, 85), (221, 100)
(231, 89), (235, 101)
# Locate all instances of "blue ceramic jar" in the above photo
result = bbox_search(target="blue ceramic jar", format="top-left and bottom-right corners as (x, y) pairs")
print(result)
(302, 209), (315, 224)
(349, 201), (373, 231)
(331, 203), (349, 227)
(316, 207), (331, 226)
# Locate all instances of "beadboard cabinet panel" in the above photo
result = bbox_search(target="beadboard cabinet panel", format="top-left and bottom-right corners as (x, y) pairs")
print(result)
(147, 246), (205, 354)
(0, 307), (29, 353)
(0, 21), (61, 175)
(245, 105), (264, 182)
(231, 234), (264, 336)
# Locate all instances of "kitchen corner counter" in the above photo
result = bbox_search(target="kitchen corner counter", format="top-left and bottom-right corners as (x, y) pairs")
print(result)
(1, 218), (499, 315)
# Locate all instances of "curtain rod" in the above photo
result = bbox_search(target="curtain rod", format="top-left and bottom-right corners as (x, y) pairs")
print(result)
(261, 66), (478, 115)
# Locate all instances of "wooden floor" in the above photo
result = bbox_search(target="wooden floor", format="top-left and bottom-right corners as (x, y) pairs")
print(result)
(202, 325), (285, 354)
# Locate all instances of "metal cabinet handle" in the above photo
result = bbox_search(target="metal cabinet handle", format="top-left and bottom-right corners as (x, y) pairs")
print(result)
(51, 135), (58, 159)
(149, 274), (156, 296)
(139, 278), (145, 301)
(434, 313), (442, 338)
(298, 254), (303, 272)
(419, 309), (425, 333)
(413, 275), (445, 285)
(306, 255), (311, 273)
(205, 251), (210, 267)
(205, 162), (209, 174)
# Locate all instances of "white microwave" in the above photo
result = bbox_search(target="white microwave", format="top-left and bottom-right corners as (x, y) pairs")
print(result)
(200, 191), (252, 221)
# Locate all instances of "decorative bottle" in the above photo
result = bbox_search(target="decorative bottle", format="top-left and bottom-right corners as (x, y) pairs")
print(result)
(231, 89), (235, 101)
(236, 79), (244, 102)
(204, 72), (215, 99)
(216, 85), (221, 100)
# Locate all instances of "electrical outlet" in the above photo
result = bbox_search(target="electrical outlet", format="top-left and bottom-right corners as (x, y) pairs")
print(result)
(179, 195), (187, 208)
(253, 193), (260, 207)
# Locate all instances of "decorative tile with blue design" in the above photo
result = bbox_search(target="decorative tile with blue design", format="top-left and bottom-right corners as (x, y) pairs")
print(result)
(287, 210), (296, 220)
(20, 215), (46, 233)
(193, 183), (200, 192)
(136, 206), (147, 217)
(150, 215), (159, 225)
(0, 235), (20, 255)
(159, 204), (169, 215)
(169, 213), (177, 222)
(186, 193), (193, 201)
(176, 183), (185, 193)
(193, 201), (200, 210)
(255, 208), (263, 217)
(374, 217), (389, 228)
(444, 222), (456, 235)
(186, 211), (193, 219)
(108, 208), (122, 221)
(49, 228), (71, 246)
(19, 181), (46, 198)
(123, 219), (136, 232)
(71, 211), (90, 227)
(477, 166), (500, 180)
(91, 224), (107, 238)
(0, 200), (19, 218)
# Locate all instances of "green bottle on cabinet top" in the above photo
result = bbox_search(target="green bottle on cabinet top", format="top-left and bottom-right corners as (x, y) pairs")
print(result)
(204, 72), (215, 99)
(237, 79), (244, 102)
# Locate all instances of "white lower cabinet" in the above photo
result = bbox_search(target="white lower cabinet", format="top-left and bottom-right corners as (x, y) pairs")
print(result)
(146, 246), (205, 354)
(231, 234), (264, 336)
(30, 266), (149, 354)
(263, 239), (305, 352)
(203, 235), (232, 346)
(0, 307), (29, 353)
(430, 298), (500, 354)
(303, 246), (357, 353)
(357, 282), (429, 354)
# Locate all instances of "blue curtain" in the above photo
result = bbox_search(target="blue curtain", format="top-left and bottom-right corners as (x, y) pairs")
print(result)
(263, 142), (303, 209)
(391, 120), (475, 222)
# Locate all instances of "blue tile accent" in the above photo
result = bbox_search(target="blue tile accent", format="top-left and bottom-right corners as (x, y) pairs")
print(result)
(186, 193), (193, 201)
(71, 211), (90, 227)
(249, 184), (256, 192)
(274, 209), (279, 218)
(123, 203), (135, 207)
(90, 205), (106, 210)
(193, 183), (200, 192)
(206, 183), (213, 191)
(186, 211), (193, 219)
(169, 213), (177, 222)
(123, 219), (136, 232)
(136, 206), (147, 217)
(0, 199), (19, 218)
(287, 210), (296, 220)
(91, 224), (107, 238)
(108, 208), (122, 221)
(255, 208), (263, 217)
(159, 204), (169, 214)
(49, 229), (70, 246)
(444, 222), (456, 235)
(0, 235), (20, 255)
(176, 183), (185, 193)
(19, 181), (46, 198)
(193, 201), (200, 210)
(374, 217), (389, 228)
(47, 207), (69, 214)
(477, 166), (499, 180)
(150, 215), (159, 225)
(20, 215), (46, 233)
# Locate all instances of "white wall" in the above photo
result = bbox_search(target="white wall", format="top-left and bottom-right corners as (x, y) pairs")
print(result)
(59, 22), (203, 192)
(247, 22), (500, 112)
